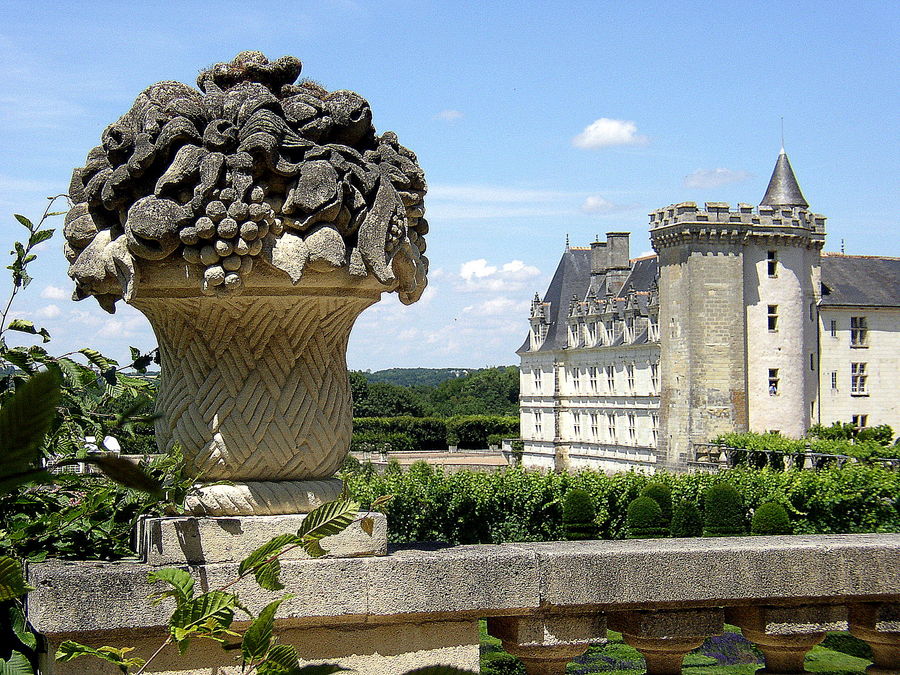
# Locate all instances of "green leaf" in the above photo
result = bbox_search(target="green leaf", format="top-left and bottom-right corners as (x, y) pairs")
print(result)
(169, 590), (236, 634)
(56, 641), (144, 673)
(1, 349), (35, 374)
(28, 229), (54, 247)
(260, 644), (300, 671)
(0, 558), (32, 602)
(238, 532), (299, 589)
(0, 650), (33, 675)
(9, 604), (37, 650)
(78, 348), (117, 370)
(6, 319), (37, 335)
(0, 370), (60, 495)
(242, 595), (292, 665)
(14, 215), (33, 231)
(286, 666), (348, 675)
(147, 568), (195, 606)
(296, 499), (358, 557)
(75, 454), (163, 497)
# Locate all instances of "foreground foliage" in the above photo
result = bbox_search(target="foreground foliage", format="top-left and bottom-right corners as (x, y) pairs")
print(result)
(343, 463), (900, 545)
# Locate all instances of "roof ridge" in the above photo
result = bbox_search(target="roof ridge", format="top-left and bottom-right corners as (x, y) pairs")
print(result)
(822, 252), (900, 260)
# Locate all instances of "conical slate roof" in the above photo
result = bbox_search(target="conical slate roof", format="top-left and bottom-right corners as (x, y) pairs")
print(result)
(760, 148), (809, 208)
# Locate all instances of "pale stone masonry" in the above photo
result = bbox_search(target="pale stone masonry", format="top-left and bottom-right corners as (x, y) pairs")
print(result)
(518, 150), (899, 471)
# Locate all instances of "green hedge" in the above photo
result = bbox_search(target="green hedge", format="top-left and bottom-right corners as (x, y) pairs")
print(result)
(714, 431), (900, 461)
(342, 464), (900, 545)
(351, 415), (520, 451)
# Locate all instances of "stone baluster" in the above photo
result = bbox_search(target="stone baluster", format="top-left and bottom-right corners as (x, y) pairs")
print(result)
(607, 608), (724, 675)
(728, 604), (846, 674)
(487, 614), (605, 675)
(848, 603), (900, 675)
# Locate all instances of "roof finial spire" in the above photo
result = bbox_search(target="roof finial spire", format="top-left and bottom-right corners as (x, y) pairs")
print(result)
(780, 117), (785, 154)
(565, 233), (569, 248)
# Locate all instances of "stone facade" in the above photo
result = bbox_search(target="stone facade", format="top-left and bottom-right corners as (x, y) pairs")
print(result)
(518, 151), (899, 471)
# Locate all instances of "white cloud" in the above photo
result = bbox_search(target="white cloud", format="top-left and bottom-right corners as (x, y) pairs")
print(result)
(434, 109), (463, 122)
(457, 258), (540, 292)
(683, 168), (752, 189)
(572, 118), (648, 149)
(41, 285), (68, 300)
(37, 304), (61, 319)
(581, 195), (617, 213)
(462, 297), (530, 317)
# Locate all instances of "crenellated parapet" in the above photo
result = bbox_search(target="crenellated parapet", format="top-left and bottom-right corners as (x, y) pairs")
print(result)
(649, 201), (826, 251)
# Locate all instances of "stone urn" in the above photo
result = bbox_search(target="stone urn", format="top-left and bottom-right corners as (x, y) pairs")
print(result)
(63, 52), (428, 515)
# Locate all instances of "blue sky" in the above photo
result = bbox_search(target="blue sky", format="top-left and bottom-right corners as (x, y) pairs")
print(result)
(1, 1), (897, 370)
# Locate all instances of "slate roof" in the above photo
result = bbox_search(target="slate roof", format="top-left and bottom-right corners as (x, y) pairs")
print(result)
(820, 254), (900, 308)
(518, 250), (659, 354)
(760, 149), (809, 208)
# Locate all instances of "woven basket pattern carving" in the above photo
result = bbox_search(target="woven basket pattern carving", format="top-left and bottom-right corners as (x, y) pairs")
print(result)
(136, 295), (370, 481)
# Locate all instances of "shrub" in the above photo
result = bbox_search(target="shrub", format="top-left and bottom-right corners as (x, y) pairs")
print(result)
(751, 502), (792, 535)
(446, 431), (459, 447)
(350, 431), (415, 454)
(481, 651), (525, 675)
(487, 434), (502, 447)
(626, 496), (668, 539)
(670, 502), (703, 538)
(703, 483), (746, 536)
(562, 489), (597, 540)
(640, 483), (672, 525)
(446, 415), (519, 449)
(352, 417), (447, 450)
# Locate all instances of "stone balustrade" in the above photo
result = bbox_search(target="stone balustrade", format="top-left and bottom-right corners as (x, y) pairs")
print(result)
(28, 533), (900, 674)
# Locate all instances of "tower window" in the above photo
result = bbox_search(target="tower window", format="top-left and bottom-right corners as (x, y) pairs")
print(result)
(651, 413), (659, 446)
(767, 305), (778, 331)
(651, 363), (659, 393)
(829, 320), (837, 338)
(810, 353), (815, 371)
(831, 371), (837, 390)
(534, 412), (542, 436)
(767, 250), (778, 277)
(851, 363), (867, 395)
(768, 369), (779, 395)
(850, 316), (868, 347)
(533, 370), (541, 393)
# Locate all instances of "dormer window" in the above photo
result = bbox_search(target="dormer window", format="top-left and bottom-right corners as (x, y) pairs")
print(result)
(767, 250), (778, 277)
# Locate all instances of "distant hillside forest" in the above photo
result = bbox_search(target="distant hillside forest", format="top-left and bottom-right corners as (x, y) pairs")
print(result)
(350, 366), (519, 417)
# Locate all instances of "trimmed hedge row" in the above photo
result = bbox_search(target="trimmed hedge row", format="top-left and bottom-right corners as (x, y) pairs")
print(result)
(351, 415), (519, 451)
(715, 431), (900, 461)
(342, 464), (900, 545)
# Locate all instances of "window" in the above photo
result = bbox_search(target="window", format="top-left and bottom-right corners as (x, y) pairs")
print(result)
(651, 363), (659, 393)
(851, 316), (868, 347)
(572, 413), (581, 439)
(606, 365), (615, 393)
(625, 316), (635, 341)
(588, 367), (598, 393)
(605, 320), (614, 342)
(831, 371), (837, 390)
(829, 320), (837, 338)
(590, 413), (599, 438)
(767, 250), (777, 277)
(627, 413), (636, 443)
(767, 305), (778, 331)
(568, 324), (578, 348)
(651, 413), (659, 446)
(810, 353), (815, 371)
(851, 362), (867, 395)
(607, 413), (616, 442)
(852, 414), (868, 430)
(534, 413), (542, 436)
(649, 316), (659, 341)
(809, 302), (815, 322)
(571, 368), (580, 393)
(626, 364), (635, 392)
(533, 369), (541, 393)
(587, 322), (597, 346)
(768, 368), (779, 395)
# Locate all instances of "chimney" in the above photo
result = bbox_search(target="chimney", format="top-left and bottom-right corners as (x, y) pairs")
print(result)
(590, 239), (608, 274)
(605, 232), (631, 295)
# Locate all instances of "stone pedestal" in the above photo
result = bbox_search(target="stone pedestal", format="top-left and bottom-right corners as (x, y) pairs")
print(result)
(849, 603), (900, 675)
(488, 614), (606, 675)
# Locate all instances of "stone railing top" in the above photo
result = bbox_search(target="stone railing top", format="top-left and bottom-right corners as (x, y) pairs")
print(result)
(65, 51), (428, 311)
(28, 533), (900, 636)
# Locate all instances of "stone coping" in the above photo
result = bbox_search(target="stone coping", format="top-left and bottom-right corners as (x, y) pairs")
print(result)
(28, 533), (900, 637)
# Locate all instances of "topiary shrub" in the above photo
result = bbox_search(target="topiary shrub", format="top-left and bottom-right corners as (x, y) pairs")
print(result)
(626, 496), (668, 539)
(670, 502), (703, 538)
(751, 502), (792, 535)
(640, 483), (672, 525)
(481, 651), (526, 675)
(563, 489), (598, 540)
(703, 483), (746, 536)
